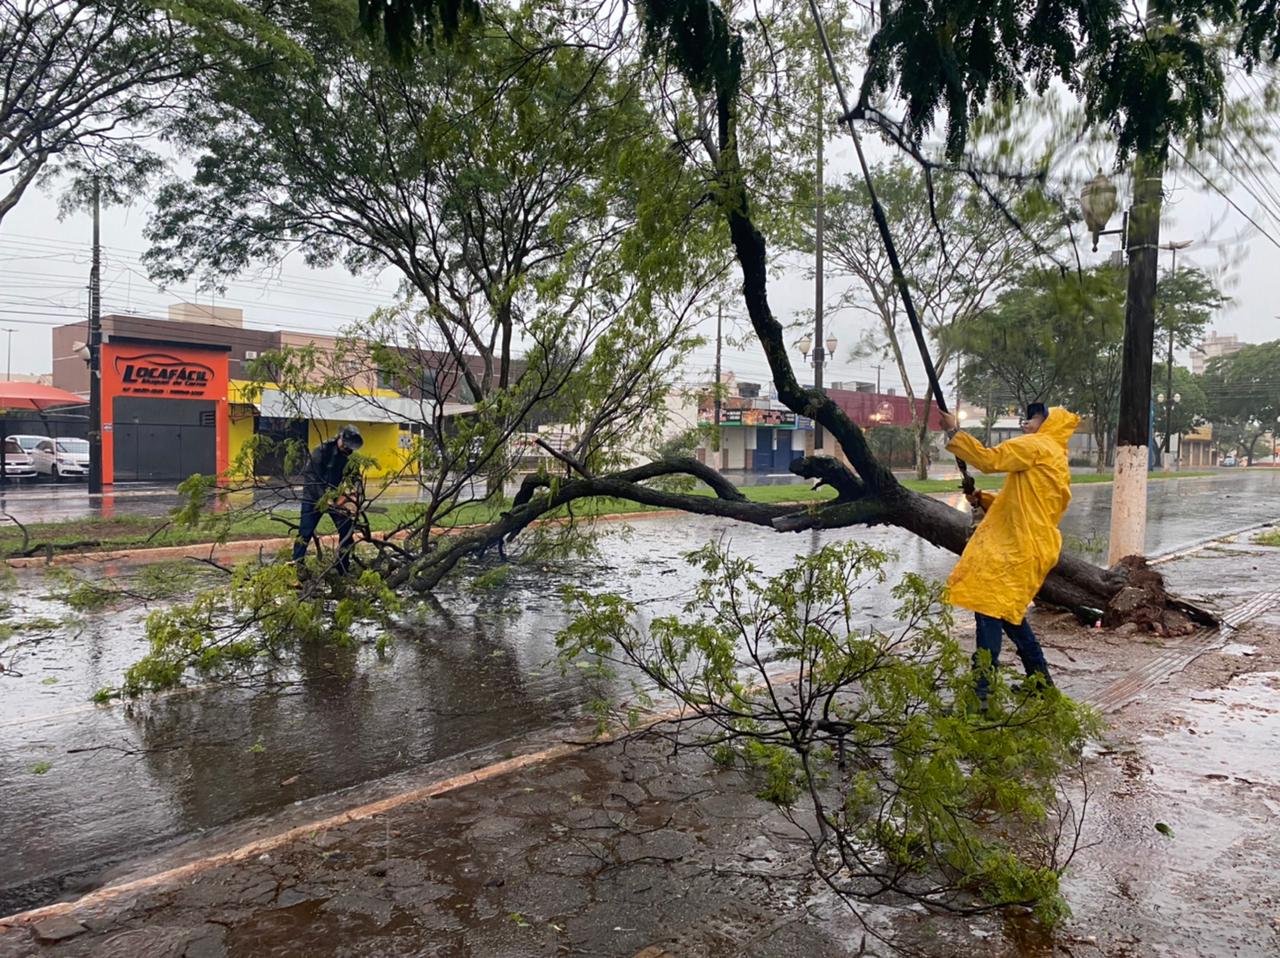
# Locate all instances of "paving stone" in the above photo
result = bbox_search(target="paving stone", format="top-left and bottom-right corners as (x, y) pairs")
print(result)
(275, 888), (317, 908)
(320, 892), (395, 927)
(236, 879), (277, 904)
(389, 880), (452, 908)
(182, 925), (227, 958)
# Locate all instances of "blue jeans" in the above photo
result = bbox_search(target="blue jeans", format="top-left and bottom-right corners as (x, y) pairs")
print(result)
(973, 612), (1053, 700)
(292, 501), (355, 575)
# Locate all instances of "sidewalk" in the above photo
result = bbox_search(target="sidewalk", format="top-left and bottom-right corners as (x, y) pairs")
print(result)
(3, 543), (1279, 957)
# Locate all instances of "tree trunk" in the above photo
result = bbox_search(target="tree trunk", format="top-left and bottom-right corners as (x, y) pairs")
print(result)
(914, 425), (929, 480)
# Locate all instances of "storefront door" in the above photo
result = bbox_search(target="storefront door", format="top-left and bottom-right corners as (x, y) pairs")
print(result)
(112, 397), (217, 482)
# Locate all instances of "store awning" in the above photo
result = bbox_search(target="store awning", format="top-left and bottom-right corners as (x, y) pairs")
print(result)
(253, 388), (473, 424)
(0, 383), (87, 411)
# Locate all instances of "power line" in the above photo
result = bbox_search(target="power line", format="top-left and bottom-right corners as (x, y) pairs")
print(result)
(1170, 144), (1280, 253)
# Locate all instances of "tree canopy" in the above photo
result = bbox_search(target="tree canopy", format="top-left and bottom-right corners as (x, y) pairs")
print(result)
(859, 0), (1280, 160)
(825, 158), (1064, 476)
(0, 0), (204, 225)
(1203, 339), (1280, 463)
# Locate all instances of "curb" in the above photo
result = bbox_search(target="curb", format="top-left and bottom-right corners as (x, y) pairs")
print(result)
(2, 509), (687, 570)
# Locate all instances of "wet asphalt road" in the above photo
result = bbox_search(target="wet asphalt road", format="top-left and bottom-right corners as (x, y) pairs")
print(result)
(1, 470), (1278, 914)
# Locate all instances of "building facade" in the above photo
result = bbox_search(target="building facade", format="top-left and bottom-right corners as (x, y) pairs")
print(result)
(1191, 330), (1244, 375)
(52, 308), (475, 485)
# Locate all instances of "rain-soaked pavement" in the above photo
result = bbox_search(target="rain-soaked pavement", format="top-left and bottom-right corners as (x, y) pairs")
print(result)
(0, 470), (1278, 919)
(1, 557), (1277, 957)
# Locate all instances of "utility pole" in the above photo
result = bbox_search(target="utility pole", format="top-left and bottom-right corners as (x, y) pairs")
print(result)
(1159, 240), (1191, 471)
(713, 303), (722, 467)
(1107, 152), (1166, 563)
(3, 328), (14, 380)
(812, 65), (825, 452)
(873, 362), (882, 395)
(88, 178), (103, 495)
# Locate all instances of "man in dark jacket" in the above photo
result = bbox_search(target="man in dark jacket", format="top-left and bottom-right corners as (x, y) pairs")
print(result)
(293, 424), (364, 575)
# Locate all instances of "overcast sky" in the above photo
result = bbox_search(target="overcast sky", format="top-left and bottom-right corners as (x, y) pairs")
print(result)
(3, 128), (1277, 398)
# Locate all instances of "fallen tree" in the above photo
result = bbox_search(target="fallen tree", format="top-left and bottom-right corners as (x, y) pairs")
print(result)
(93, 0), (1229, 699)
(334, 1), (1208, 632)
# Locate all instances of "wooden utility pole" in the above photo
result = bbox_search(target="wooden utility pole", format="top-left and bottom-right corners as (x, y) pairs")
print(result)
(713, 302), (722, 467)
(1108, 151), (1165, 564)
(88, 178), (103, 495)
(813, 64), (826, 451)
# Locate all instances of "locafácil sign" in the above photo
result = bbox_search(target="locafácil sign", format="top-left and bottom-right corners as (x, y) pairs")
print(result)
(110, 351), (220, 398)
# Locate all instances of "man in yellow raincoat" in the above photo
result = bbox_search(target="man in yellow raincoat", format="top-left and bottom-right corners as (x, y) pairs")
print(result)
(937, 402), (1081, 703)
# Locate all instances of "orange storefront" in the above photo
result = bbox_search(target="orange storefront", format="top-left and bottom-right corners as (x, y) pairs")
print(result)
(100, 341), (230, 484)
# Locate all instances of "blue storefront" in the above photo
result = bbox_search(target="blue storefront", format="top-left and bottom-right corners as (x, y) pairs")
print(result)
(719, 408), (813, 472)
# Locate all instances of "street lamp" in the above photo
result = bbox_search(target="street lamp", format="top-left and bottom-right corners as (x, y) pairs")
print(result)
(795, 330), (838, 452)
(1158, 239), (1192, 470)
(1156, 390), (1181, 471)
(796, 332), (839, 365)
(1080, 171), (1127, 252)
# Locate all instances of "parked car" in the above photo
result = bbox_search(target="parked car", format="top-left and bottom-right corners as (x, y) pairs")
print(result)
(10, 434), (49, 455)
(1222, 455), (1238, 467)
(32, 437), (91, 480)
(2, 437), (37, 479)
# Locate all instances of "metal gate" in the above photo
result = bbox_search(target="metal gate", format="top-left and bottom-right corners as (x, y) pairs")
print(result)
(112, 397), (217, 483)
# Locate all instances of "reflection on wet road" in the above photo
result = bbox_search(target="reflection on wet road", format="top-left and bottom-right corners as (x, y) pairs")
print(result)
(1, 470), (1277, 913)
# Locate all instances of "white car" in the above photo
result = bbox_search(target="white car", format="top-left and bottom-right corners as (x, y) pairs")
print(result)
(3, 437), (37, 479)
(10, 435), (48, 455)
(31, 437), (91, 480)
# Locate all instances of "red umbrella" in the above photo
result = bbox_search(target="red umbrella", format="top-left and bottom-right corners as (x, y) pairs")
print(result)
(0, 382), (86, 411)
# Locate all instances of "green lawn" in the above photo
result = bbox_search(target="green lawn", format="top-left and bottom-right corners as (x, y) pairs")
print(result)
(1254, 528), (1280, 547)
(0, 470), (1216, 557)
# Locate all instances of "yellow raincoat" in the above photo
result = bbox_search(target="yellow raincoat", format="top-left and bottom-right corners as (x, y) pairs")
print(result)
(944, 407), (1081, 624)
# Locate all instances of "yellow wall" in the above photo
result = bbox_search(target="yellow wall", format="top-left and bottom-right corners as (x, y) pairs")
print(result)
(227, 410), (256, 480)
(309, 419), (411, 478)
(226, 380), (417, 480)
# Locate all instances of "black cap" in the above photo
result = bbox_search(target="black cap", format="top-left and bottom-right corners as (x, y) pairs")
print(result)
(339, 424), (364, 450)
(1025, 402), (1048, 421)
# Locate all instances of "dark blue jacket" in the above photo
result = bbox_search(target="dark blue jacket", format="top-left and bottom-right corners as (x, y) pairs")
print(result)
(301, 439), (350, 503)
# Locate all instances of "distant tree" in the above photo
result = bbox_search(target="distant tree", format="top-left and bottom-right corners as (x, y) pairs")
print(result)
(951, 264), (1223, 470)
(947, 267), (1082, 417)
(825, 160), (1062, 479)
(1203, 341), (1280, 465)
(1150, 363), (1209, 453)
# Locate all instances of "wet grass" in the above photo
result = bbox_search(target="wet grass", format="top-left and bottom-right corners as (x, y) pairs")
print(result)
(0, 471), (1216, 557)
(1253, 528), (1280, 547)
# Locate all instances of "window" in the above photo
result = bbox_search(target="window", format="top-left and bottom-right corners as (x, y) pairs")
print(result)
(420, 368), (439, 401)
(38, 441), (54, 453)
